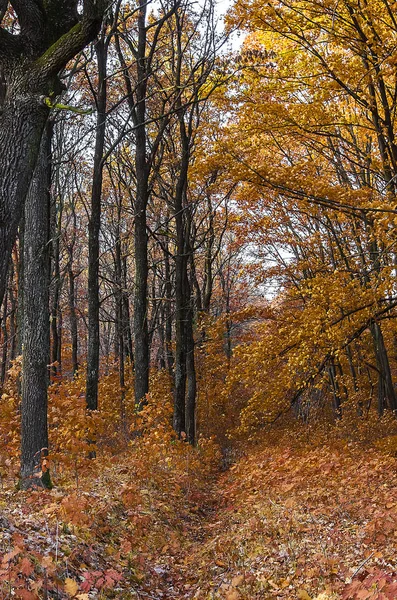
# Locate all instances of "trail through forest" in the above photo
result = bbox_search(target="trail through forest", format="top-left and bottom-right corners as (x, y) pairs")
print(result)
(2, 437), (397, 600)
(140, 441), (397, 600)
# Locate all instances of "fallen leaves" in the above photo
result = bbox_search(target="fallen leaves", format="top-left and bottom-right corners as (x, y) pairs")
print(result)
(2, 433), (397, 600)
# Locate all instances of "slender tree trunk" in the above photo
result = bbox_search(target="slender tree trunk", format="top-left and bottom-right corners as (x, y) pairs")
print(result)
(86, 36), (107, 411)
(20, 124), (51, 489)
(133, 2), (150, 406)
(50, 191), (62, 375)
(164, 242), (174, 377)
(370, 321), (397, 414)
(328, 359), (342, 419)
(68, 266), (79, 376)
(185, 282), (196, 445)
(122, 254), (134, 366)
(9, 259), (17, 362)
(173, 199), (188, 437)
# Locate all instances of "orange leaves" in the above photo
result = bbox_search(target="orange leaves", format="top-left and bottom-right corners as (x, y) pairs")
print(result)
(19, 557), (34, 577)
(61, 493), (90, 527)
(342, 570), (397, 600)
(80, 568), (123, 593)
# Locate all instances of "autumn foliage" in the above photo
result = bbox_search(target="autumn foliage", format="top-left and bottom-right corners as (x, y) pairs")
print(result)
(4, 0), (397, 597)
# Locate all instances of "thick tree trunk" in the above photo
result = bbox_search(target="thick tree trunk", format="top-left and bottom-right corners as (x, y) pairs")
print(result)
(20, 125), (51, 489)
(0, 0), (105, 305)
(0, 99), (49, 306)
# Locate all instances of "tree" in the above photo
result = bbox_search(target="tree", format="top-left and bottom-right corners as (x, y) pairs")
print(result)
(20, 124), (52, 488)
(0, 0), (106, 306)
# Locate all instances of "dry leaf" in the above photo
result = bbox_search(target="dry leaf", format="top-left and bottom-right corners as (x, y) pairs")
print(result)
(64, 577), (79, 597)
(297, 590), (312, 600)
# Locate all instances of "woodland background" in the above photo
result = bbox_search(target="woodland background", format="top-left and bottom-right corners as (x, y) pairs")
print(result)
(1, 0), (397, 598)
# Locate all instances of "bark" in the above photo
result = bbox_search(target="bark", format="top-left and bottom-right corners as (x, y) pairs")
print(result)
(0, 283), (8, 384)
(68, 265), (79, 376)
(133, 1), (150, 406)
(173, 174), (189, 437)
(20, 125), (51, 489)
(370, 321), (397, 415)
(203, 198), (215, 312)
(122, 255), (134, 366)
(185, 286), (196, 445)
(50, 189), (62, 375)
(86, 35), (107, 411)
(9, 259), (17, 362)
(0, 0), (106, 306)
(164, 244), (174, 377)
(328, 359), (342, 419)
(16, 216), (25, 356)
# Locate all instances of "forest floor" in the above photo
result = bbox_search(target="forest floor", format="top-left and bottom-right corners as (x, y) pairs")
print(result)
(1, 436), (397, 600)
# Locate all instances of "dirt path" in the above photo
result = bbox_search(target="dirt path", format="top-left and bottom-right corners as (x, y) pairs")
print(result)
(137, 443), (397, 600)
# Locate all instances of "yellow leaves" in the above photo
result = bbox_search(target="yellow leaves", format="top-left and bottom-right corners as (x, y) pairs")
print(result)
(297, 590), (312, 600)
(64, 577), (88, 600)
(64, 578), (79, 597)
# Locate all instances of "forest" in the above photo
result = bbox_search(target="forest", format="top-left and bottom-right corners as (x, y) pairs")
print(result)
(1, 0), (397, 598)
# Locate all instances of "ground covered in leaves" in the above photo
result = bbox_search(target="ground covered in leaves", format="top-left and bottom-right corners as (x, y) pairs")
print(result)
(1, 434), (397, 600)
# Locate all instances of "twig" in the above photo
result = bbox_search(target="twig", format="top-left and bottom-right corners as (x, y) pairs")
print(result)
(351, 551), (374, 579)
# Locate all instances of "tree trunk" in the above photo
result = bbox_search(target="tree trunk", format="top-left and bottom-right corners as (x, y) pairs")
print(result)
(20, 124), (51, 489)
(133, 2), (150, 406)
(68, 266), (79, 376)
(50, 189), (62, 376)
(173, 197), (188, 437)
(185, 287), (196, 445)
(86, 36), (107, 411)
(0, 99), (49, 306)
(0, 0), (105, 306)
(0, 283), (8, 384)
(164, 241), (174, 377)
(370, 321), (397, 415)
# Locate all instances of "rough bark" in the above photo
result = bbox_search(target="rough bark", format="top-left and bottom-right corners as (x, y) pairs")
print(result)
(132, 0), (150, 406)
(0, 0), (106, 306)
(86, 35), (107, 411)
(20, 125), (51, 489)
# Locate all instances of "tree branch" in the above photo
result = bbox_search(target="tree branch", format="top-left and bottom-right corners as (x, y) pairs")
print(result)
(34, 0), (107, 83)
(10, 0), (46, 43)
